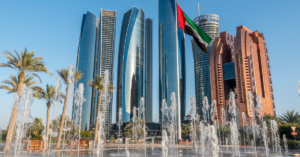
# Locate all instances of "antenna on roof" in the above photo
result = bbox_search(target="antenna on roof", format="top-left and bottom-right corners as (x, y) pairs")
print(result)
(198, 3), (200, 17)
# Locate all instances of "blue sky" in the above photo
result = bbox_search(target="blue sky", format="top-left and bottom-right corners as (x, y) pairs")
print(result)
(0, 0), (299, 129)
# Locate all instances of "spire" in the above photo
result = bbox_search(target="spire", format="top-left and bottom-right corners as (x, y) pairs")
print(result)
(198, 3), (200, 17)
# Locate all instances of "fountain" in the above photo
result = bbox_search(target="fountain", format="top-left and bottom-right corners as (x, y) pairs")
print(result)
(283, 134), (289, 156)
(3, 84), (291, 157)
(9, 85), (34, 156)
(95, 112), (105, 156)
(125, 137), (130, 157)
(137, 97), (146, 155)
(161, 129), (168, 157)
(73, 83), (86, 153)
(117, 107), (123, 154)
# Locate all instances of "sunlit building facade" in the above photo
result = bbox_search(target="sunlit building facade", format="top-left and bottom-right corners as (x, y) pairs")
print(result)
(191, 14), (219, 119)
(116, 7), (145, 122)
(74, 10), (116, 132)
(210, 26), (276, 126)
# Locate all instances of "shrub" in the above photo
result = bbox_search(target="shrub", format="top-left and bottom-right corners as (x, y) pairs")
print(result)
(1, 130), (7, 141)
(280, 140), (300, 149)
(278, 124), (300, 140)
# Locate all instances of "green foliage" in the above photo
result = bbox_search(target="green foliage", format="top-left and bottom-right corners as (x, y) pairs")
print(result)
(0, 74), (42, 98)
(1, 130), (7, 142)
(278, 110), (300, 125)
(279, 123), (300, 140)
(0, 48), (52, 80)
(80, 130), (93, 139)
(50, 114), (73, 134)
(124, 116), (148, 138)
(280, 140), (300, 149)
(110, 135), (115, 141)
(30, 118), (45, 138)
(181, 124), (190, 140)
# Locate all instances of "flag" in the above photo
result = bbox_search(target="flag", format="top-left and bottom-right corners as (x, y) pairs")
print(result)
(177, 3), (212, 53)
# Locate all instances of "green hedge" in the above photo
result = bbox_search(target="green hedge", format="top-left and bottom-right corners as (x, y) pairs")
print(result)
(280, 140), (300, 149)
(278, 124), (300, 140)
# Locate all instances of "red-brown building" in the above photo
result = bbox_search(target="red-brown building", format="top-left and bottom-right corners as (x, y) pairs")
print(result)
(210, 25), (276, 125)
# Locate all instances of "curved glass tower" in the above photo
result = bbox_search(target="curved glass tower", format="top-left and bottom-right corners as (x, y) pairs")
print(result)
(191, 14), (219, 118)
(116, 7), (144, 122)
(159, 0), (186, 139)
(75, 11), (100, 130)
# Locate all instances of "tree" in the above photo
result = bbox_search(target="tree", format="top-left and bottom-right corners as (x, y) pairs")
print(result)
(87, 74), (115, 141)
(36, 84), (64, 144)
(50, 115), (73, 136)
(278, 110), (300, 125)
(0, 48), (52, 150)
(0, 74), (43, 98)
(124, 116), (148, 140)
(30, 118), (45, 139)
(181, 124), (190, 140)
(55, 67), (82, 149)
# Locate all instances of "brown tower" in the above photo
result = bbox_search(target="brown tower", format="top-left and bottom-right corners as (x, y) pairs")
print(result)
(210, 25), (276, 125)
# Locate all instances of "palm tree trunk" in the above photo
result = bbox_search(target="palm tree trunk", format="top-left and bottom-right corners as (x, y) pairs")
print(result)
(3, 72), (25, 151)
(56, 85), (70, 149)
(46, 102), (51, 147)
(94, 91), (102, 141)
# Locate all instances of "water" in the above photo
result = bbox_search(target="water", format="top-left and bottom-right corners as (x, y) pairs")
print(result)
(3, 87), (294, 157)
(73, 83), (86, 154)
(10, 85), (34, 157)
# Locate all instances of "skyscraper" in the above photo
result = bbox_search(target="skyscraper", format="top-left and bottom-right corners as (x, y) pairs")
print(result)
(191, 14), (219, 118)
(94, 9), (117, 136)
(116, 7), (144, 122)
(210, 26), (276, 125)
(145, 18), (153, 122)
(159, 0), (186, 139)
(75, 10), (116, 131)
(75, 11), (100, 130)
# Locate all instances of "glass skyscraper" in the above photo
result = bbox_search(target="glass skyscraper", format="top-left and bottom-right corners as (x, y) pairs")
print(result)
(159, 0), (186, 139)
(116, 7), (144, 122)
(75, 10), (116, 131)
(145, 18), (153, 122)
(75, 11), (99, 130)
(191, 14), (219, 118)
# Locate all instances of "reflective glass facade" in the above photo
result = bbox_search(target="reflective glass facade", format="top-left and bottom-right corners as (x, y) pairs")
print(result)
(75, 10), (116, 132)
(75, 11), (99, 130)
(145, 18), (153, 122)
(158, 0), (186, 125)
(116, 7), (144, 122)
(191, 14), (219, 118)
(223, 62), (235, 80)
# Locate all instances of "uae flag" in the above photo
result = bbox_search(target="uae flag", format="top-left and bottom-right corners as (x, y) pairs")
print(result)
(177, 4), (212, 53)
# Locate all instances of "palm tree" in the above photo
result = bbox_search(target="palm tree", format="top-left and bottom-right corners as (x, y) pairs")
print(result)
(181, 124), (190, 140)
(36, 84), (64, 145)
(278, 110), (300, 124)
(0, 48), (51, 150)
(56, 67), (82, 149)
(0, 74), (43, 98)
(88, 74), (114, 141)
(124, 117), (148, 140)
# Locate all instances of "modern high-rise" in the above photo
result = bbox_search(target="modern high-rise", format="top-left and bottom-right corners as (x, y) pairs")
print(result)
(159, 0), (186, 139)
(94, 9), (117, 136)
(145, 18), (153, 122)
(116, 7), (144, 122)
(74, 10), (116, 132)
(75, 11), (100, 131)
(191, 14), (219, 118)
(210, 26), (276, 125)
